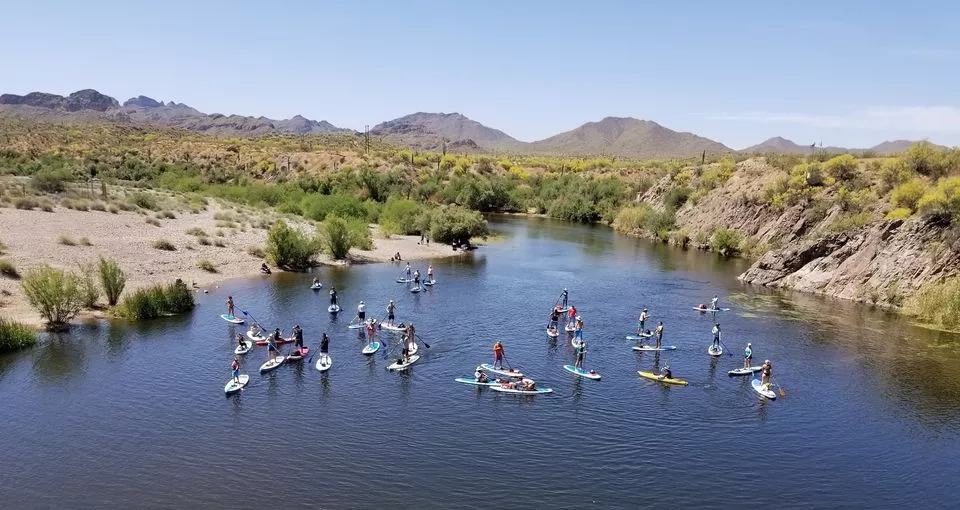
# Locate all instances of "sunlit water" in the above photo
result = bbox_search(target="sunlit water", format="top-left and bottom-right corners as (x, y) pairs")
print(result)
(2, 216), (958, 509)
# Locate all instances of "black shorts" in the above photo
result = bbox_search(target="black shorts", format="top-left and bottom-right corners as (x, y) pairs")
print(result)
(358, 311), (366, 319)
(388, 312), (395, 320)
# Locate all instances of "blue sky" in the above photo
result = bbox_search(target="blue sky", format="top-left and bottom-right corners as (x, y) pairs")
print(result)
(2, 0), (958, 148)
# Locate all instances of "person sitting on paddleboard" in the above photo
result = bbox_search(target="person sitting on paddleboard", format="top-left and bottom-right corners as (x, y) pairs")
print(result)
(387, 300), (396, 326)
(711, 295), (719, 311)
(231, 356), (240, 383)
(329, 288), (338, 306)
(574, 315), (584, 340)
(249, 322), (261, 337)
(475, 366), (488, 383)
(313, 277), (320, 287)
(561, 288), (568, 308)
(744, 343), (753, 368)
(655, 321), (664, 349)
(427, 264), (433, 282)
(226, 296), (235, 317)
(761, 360), (773, 386)
(712, 323), (721, 350)
(319, 333), (330, 355)
(574, 340), (586, 369)
(357, 300), (366, 321)
(522, 378), (536, 391)
(660, 365), (672, 380)
(638, 308), (649, 334)
(236, 333), (246, 351)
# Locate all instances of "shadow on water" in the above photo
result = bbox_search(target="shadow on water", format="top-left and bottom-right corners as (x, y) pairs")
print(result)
(31, 332), (87, 383)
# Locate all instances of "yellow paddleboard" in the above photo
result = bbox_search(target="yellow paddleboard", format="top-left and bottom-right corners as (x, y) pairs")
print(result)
(637, 370), (688, 386)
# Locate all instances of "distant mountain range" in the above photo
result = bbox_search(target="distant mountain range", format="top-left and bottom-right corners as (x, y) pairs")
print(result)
(0, 89), (943, 158)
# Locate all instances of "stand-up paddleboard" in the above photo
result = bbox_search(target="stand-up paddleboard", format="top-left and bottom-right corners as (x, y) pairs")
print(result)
(387, 354), (420, 371)
(410, 286), (422, 294)
(637, 370), (688, 386)
(361, 341), (381, 355)
(221, 314), (244, 324)
(405, 342), (419, 355)
(286, 347), (310, 361)
(379, 322), (406, 332)
(348, 321), (365, 329)
(490, 384), (553, 395)
(632, 345), (677, 351)
(546, 327), (559, 338)
(234, 340), (254, 355)
(424, 279), (436, 286)
(564, 323), (576, 332)
(479, 364), (524, 378)
(259, 356), (285, 373)
(246, 330), (267, 342)
(707, 345), (723, 356)
(328, 304), (341, 313)
(626, 333), (653, 340)
(224, 375), (249, 394)
(729, 366), (762, 376)
(563, 365), (601, 380)
(315, 354), (332, 372)
(396, 278), (413, 283)
(752, 379), (777, 399)
(255, 337), (296, 346)
(571, 337), (583, 348)
(693, 306), (730, 313)
(310, 283), (323, 290)
(454, 377), (501, 386)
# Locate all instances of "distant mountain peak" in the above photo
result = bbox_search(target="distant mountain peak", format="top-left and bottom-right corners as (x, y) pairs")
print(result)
(528, 117), (730, 159)
(123, 95), (163, 108)
(371, 112), (520, 151)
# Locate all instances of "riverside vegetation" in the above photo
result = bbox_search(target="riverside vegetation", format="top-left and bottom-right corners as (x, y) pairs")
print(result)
(1, 120), (959, 331)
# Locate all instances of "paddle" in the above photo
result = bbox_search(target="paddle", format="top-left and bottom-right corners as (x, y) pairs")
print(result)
(240, 310), (266, 331)
(718, 333), (732, 357)
(414, 333), (431, 349)
(772, 376), (786, 397)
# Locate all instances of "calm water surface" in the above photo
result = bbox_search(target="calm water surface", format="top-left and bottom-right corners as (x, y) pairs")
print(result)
(2, 216), (959, 509)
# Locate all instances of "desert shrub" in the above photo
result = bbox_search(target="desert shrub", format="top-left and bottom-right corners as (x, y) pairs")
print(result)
(710, 228), (742, 257)
(0, 258), (18, 279)
(129, 192), (159, 211)
(198, 237), (211, 246)
(79, 237), (92, 246)
(90, 201), (106, 212)
(98, 256), (126, 306)
(885, 207), (913, 220)
(831, 212), (873, 232)
(824, 154), (859, 182)
(145, 218), (161, 227)
(197, 259), (217, 272)
(320, 216), (372, 260)
(612, 205), (651, 233)
(31, 168), (73, 193)
(152, 239), (176, 251)
(265, 221), (320, 271)
(663, 186), (692, 210)
(20, 265), (84, 327)
(108, 205), (119, 214)
(185, 227), (207, 237)
(14, 197), (39, 210)
(891, 178), (927, 211)
(116, 280), (194, 320)
(644, 209), (676, 237)
(76, 262), (100, 308)
(247, 245), (266, 258)
(379, 197), (423, 235)
(157, 210), (176, 219)
(905, 277), (960, 330)
(0, 240), (6, 254)
(213, 239), (226, 247)
(0, 317), (36, 353)
(421, 205), (490, 245)
(58, 235), (76, 246)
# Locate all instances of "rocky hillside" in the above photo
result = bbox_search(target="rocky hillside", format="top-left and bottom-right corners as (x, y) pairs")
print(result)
(0, 89), (347, 136)
(743, 136), (940, 155)
(528, 117), (731, 159)
(371, 112), (521, 152)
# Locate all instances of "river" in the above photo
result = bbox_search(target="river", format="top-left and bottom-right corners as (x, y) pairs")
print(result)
(1, 216), (958, 509)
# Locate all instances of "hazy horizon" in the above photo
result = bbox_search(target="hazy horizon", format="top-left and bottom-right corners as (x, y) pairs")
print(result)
(2, 0), (958, 149)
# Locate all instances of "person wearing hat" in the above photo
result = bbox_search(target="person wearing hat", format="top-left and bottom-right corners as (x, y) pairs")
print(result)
(655, 321), (664, 349)
(574, 315), (584, 340)
(637, 308), (649, 334)
(493, 341), (505, 369)
(711, 295), (719, 311)
(659, 364), (672, 380)
(365, 318), (376, 343)
(561, 288), (569, 308)
(475, 366), (488, 383)
(357, 300), (366, 322)
(386, 300), (396, 326)
(743, 343), (753, 369)
(711, 322), (722, 351)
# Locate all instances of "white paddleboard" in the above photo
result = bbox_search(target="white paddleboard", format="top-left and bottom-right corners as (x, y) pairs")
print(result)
(234, 340), (254, 355)
(405, 342), (419, 355)
(424, 279), (436, 286)
(626, 333), (653, 340)
(693, 307), (730, 312)
(379, 322), (406, 332)
(388, 354), (420, 371)
(563, 364), (601, 380)
(396, 278), (413, 283)
(224, 374), (249, 394)
(707, 345), (723, 356)
(246, 330), (267, 342)
(221, 314), (244, 324)
(348, 323), (365, 329)
(328, 304), (341, 313)
(454, 377), (500, 386)
(752, 379), (777, 399)
(259, 356), (285, 373)
(546, 328), (559, 338)
(564, 324), (576, 332)
(729, 366), (762, 376)
(489, 384), (553, 395)
(310, 283), (323, 290)
(479, 364), (523, 378)
(572, 338), (583, 348)
(410, 286), (422, 294)
(315, 354), (332, 372)
(632, 345), (677, 351)
(361, 342), (380, 355)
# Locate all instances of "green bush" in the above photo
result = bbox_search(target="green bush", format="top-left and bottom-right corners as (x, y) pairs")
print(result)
(186, 227), (207, 237)
(197, 259), (217, 272)
(379, 197), (423, 235)
(831, 212), (873, 232)
(664, 186), (692, 210)
(152, 239), (176, 251)
(644, 209), (676, 236)
(98, 256), (126, 306)
(320, 216), (372, 259)
(885, 207), (913, 220)
(14, 197), (39, 210)
(265, 221), (320, 271)
(710, 228), (742, 257)
(612, 205), (651, 233)
(0, 258), (19, 279)
(116, 280), (194, 320)
(421, 205), (490, 245)
(906, 277), (960, 331)
(891, 178), (926, 211)
(0, 317), (36, 353)
(76, 262), (100, 308)
(79, 237), (92, 246)
(129, 192), (159, 211)
(247, 245), (266, 259)
(824, 154), (859, 182)
(31, 168), (74, 193)
(20, 265), (84, 327)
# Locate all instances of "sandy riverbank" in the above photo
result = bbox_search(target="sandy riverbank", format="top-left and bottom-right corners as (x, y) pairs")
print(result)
(0, 202), (463, 327)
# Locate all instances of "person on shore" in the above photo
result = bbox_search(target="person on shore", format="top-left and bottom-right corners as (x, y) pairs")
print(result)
(711, 295), (719, 311)
(292, 324), (304, 350)
(475, 366), (488, 383)
(236, 334), (247, 352)
(329, 287), (338, 307)
(561, 288), (569, 308)
(395, 251), (402, 261)
(638, 308), (649, 334)
(712, 323), (721, 351)
(574, 339), (586, 369)
(260, 263), (271, 274)
(405, 323), (417, 352)
(744, 343), (753, 369)
(574, 315), (584, 340)
(357, 300), (366, 322)
(493, 341), (504, 369)
(387, 300), (396, 326)
(231, 356), (240, 383)
(660, 365), (672, 380)
(226, 296), (235, 317)
(655, 321), (664, 349)
(761, 360), (773, 386)
(427, 264), (434, 283)
(320, 333), (330, 355)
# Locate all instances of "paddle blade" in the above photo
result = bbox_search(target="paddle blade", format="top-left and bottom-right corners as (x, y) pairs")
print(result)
(779, 387), (786, 397)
